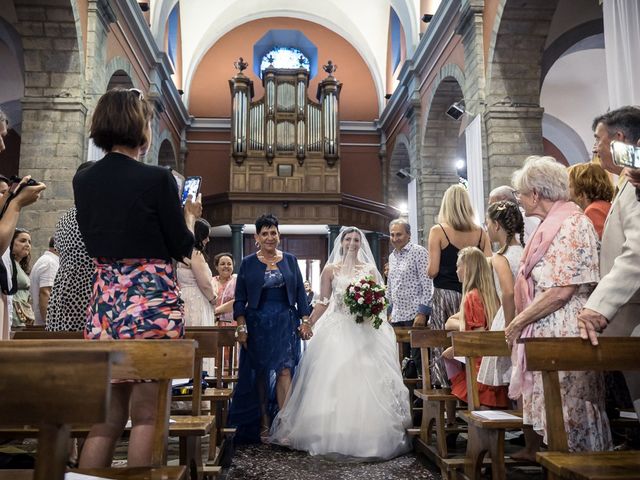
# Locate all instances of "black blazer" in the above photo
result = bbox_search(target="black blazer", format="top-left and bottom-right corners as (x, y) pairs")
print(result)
(233, 252), (311, 320)
(73, 153), (194, 261)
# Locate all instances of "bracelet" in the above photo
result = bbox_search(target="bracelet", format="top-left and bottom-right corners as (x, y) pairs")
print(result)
(236, 324), (247, 334)
(301, 318), (310, 325)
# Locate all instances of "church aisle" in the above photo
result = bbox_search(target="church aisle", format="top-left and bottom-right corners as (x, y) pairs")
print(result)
(224, 444), (441, 480)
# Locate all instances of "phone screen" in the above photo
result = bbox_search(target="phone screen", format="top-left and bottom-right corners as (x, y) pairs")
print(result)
(611, 141), (640, 169)
(181, 176), (202, 206)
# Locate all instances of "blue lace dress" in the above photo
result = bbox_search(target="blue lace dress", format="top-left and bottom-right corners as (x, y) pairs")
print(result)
(228, 269), (301, 443)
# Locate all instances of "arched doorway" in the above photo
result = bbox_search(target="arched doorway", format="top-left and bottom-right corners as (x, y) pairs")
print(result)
(420, 77), (466, 235)
(158, 138), (177, 169)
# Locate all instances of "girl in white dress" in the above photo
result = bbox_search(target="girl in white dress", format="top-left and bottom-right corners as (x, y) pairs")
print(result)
(478, 201), (525, 386)
(269, 227), (412, 460)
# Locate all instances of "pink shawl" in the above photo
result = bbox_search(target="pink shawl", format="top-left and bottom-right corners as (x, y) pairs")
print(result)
(508, 200), (581, 400)
(214, 274), (237, 323)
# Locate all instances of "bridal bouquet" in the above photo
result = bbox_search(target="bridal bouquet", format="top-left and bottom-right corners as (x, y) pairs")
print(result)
(344, 275), (387, 329)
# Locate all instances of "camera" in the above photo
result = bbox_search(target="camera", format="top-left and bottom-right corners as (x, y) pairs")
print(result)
(610, 140), (640, 169)
(10, 175), (39, 192)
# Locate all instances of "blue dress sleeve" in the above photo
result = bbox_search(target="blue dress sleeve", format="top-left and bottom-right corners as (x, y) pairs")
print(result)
(233, 259), (249, 319)
(292, 255), (311, 318)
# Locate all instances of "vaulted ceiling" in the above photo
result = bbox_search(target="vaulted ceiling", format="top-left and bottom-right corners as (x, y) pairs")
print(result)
(149, 0), (422, 113)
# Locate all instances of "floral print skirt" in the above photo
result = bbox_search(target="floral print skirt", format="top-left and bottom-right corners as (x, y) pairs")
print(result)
(84, 258), (185, 340)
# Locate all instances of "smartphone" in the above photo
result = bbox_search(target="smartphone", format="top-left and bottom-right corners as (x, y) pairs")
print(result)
(181, 176), (202, 206)
(611, 140), (640, 169)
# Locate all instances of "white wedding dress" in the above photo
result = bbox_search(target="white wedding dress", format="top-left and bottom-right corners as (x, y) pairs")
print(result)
(269, 262), (412, 460)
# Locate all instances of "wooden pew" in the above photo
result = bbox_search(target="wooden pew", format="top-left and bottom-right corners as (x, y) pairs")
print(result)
(0, 348), (114, 480)
(450, 330), (524, 480)
(11, 329), (220, 479)
(410, 328), (464, 477)
(523, 337), (640, 480)
(394, 326), (422, 426)
(0, 341), (190, 480)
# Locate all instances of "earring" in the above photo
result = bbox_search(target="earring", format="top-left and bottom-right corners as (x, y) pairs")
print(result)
(255, 241), (259, 248)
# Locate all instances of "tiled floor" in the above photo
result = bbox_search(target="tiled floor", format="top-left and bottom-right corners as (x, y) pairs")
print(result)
(223, 444), (441, 480)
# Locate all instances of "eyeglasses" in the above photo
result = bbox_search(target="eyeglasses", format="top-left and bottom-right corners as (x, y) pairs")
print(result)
(128, 88), (144, 100)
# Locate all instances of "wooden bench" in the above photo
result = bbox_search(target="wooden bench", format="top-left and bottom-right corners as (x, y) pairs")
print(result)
(451, 330), (524, 480)
(11, 329), (220, 479)
(410, 328), (463, 475)
(0, 342), (189, 480)
(394, 326), (422, 425)
(523, 337), (640, 480)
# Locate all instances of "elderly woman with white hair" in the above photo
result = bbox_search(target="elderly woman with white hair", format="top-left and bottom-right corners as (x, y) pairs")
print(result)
(504, 156), (611, 460)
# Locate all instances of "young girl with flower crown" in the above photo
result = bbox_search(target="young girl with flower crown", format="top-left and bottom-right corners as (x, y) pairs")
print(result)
(477, 200), (525, 386)
(442, 246), (509, 408)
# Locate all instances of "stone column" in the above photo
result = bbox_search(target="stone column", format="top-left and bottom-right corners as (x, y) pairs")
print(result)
(15, 0), (87, 254)
(484, 105), (544, 190)
(230, 224), (244, 273)
(327, 225), (341, 256)
(365, 232), (382, 271)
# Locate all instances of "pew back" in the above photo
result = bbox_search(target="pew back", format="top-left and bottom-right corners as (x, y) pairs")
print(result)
(0, 347), (116, 480)
(5, 339), (195, 466)
(450, 331), (510, 411)
(523, 337), (640, 452)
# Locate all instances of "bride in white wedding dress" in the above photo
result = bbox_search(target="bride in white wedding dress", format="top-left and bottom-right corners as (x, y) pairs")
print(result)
(269, 227), (412, 460)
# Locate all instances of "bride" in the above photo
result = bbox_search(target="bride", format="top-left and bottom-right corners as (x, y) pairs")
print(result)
(269, 227), (412, 460)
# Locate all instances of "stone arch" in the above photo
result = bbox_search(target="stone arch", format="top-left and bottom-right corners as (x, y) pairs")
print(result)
(484, 0), (559, 190)
(420, 69), (466, 232)
(486, 0), (559, 107)
(103, 57), (138, 92)
(157, 136), (178, 170)
(387, 134), (411, 211)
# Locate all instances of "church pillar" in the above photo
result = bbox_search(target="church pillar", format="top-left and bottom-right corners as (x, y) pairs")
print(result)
(366, 232), (383, 271)
(327, 225), (341, 257)
(484, 105), (544, 189)
(14, 0), (87, 252)
(230, 224), (244, 272)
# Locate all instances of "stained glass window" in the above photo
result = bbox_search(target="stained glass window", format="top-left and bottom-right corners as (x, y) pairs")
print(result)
(260, 47), (310, 76)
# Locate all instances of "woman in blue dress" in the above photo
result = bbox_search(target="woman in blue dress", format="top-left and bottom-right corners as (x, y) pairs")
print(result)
(229, 214), (312, 443)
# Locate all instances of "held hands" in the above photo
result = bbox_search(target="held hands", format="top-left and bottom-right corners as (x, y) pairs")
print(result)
(577, 308), (608, 346)
(298, 322), (313, 340)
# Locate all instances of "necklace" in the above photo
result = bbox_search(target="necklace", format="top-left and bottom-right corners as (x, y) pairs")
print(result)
(258, 251), (280, 267)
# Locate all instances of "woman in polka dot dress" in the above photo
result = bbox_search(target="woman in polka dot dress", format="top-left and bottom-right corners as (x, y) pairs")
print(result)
(45, 163), (95, 332)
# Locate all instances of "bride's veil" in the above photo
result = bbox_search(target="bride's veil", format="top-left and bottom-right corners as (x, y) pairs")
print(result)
(325, 226), (383, 284)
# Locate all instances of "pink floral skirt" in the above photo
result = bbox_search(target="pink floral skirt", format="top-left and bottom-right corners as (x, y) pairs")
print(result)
(84, 258), (184, 340)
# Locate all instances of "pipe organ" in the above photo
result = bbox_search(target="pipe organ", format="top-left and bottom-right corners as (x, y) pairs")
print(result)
(230, 59), (342, 168)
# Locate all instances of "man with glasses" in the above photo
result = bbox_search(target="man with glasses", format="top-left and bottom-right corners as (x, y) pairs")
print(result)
(579, 106), (640, 417)
(0, 108), (47, 339)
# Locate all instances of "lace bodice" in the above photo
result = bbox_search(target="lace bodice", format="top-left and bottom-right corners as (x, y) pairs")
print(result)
(326, 264), (378, 314)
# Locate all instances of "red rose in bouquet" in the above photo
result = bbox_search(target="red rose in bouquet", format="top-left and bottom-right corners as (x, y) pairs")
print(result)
(343, 275), (387, 329)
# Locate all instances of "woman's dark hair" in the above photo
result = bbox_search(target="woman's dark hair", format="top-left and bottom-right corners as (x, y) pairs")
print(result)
(255, 214), (279, 233)
(90, 88), (153, 152)
(11, 228), (31, 274)
(338, 227), (361, 256)
(214, 252), (234, 268)
(486, 201), (525, 254)
(194, 218), (211, 253)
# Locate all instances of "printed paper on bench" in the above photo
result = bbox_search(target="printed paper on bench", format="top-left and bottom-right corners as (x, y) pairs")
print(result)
(66, 473), (113, 480)
(471, 410), (521, 421)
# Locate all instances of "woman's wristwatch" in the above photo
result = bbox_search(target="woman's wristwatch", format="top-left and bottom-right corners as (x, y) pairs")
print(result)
(235, 324), (248, 338)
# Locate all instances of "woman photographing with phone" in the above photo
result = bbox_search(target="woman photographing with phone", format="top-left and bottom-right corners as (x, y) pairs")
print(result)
(73, 88), (201, 468)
